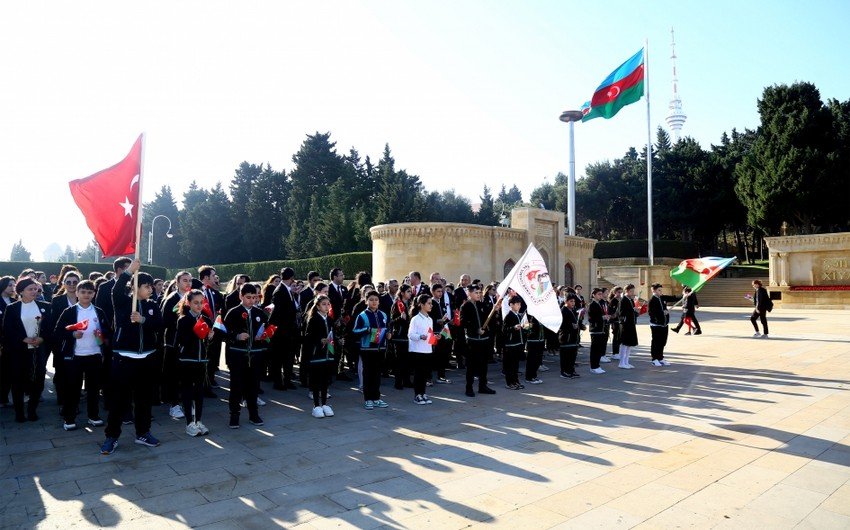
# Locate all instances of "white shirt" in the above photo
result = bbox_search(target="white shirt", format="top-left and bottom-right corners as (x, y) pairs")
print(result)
(21, 301), (42, 349)
(74, 304), (101, 356)
(407, 312), (434, 354)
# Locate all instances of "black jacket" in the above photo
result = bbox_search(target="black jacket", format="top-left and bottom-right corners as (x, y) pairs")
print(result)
(587, 300), (606, 334)
(304, 312), (334, 363)
(269, 283), (297, 334)
(52, 304), (111, 360)
(224, 304), (269, 354)
(461, 300), (489, 342)
(390, 297), (410, 342)
(112, 272), (163, 357)
(558, 305), (582, 346)
(94, 278), (117, 327)
(175, 312), (213, 362)
(502, 311), (524, 347)
(1, 300), (52, 359)
(648, 295), (670, 327)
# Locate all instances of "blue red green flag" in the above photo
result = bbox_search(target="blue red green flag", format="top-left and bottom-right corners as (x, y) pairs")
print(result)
(581, 49), (644, 122)
(669, 257), (736, 293)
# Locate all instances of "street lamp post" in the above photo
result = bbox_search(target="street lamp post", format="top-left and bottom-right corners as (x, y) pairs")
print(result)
(559, 110), (583, 237)
(147, 215), (173, 264)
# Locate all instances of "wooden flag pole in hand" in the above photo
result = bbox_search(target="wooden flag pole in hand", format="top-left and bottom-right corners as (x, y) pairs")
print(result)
(481, 295), (503, 330)
(131, 133), (146, 315)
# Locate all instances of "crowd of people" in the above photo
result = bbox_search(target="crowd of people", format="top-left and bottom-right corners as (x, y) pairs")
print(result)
(0, 259), (771, 456)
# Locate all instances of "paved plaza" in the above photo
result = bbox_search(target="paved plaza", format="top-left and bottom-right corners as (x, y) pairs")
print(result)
(2, 307), (849, 529)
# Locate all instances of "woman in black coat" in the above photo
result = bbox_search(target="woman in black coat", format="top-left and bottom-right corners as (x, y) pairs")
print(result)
(616, 284), (639, 370)
(1, 278), (52, 422)
(0, 275), (17, 406)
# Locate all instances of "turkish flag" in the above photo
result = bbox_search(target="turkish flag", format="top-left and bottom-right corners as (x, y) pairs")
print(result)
(193, 317), (211, 340)
(69, 135), (143, 257)
(65, 319), (89, 331)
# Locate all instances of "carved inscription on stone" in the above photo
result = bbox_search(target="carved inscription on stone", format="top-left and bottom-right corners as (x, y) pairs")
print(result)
(817, 256), (850, 284)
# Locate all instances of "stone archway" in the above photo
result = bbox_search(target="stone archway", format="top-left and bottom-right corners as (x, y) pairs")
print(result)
(503, 259), (515, 278)
(539, 248), (550, 270)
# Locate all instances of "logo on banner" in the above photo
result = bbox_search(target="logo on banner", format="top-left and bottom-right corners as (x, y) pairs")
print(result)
(517, 260), (554, 304)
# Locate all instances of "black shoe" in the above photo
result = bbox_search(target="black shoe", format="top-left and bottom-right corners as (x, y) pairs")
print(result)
(694, 330), (702, 335)
(15, 414), (27, 423)
(204, 389), (218, 398)
(478, 387), (496, 395)
(672, 327), (680, 334)
(209, 380), (220, 389)
(257, 387), (265, 395)
(284, 382), (298, 390)
(273, 383), (286, 391)
(465, 388), (475, 397)
(336, 373), (353, 382)
(27, 412), (39, 421)
(249, 416), (264, 426)
(229, 414), (240, 429)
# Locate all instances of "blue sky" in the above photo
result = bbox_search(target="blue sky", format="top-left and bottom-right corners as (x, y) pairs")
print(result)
(1, 0), (848, 260)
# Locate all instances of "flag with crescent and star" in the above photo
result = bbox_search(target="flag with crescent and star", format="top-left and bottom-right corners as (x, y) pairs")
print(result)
(581, 48), (644, 122)
(69, 135), (143, 257)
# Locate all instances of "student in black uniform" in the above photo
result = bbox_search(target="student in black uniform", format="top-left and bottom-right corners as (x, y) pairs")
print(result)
(304, 294), (336, 418)
(2, 278), (52, 422)
(428, 283), (452, 385)
(175, 289), (214, 437)
(99, 259), (163, 455)
(524, 314), (546, 385)
(352, 291), (391, 410)
(268, 267), (298, 391)
(617, 284), (639, 369)
(608, 287), (623, 361)
(224, 274), (251, 316)
(648, 283), (671, 366)
(224, 283), (267, 428)
(160, 271), (193, 421)
(502, 295), (525, 390)
(53, 280), (110, 431)
(390, 284), (413, 390)
(672, 286), (702, 335)
(461, 285), (496, 397)
(558, 296), (582, 378)
(587, 288), (610, 374)
(47, 270), (81, 409)
(198, 265), (225, 393)
(749, 280), (771, 338)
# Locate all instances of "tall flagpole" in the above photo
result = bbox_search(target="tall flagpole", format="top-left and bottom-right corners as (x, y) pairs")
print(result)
(644, 39), (654, 266)
(131, 133), (146, 311)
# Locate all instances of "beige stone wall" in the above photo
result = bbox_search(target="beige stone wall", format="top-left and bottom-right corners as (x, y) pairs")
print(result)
(764, 232), (850, 309)
(369, 208), (597, 288)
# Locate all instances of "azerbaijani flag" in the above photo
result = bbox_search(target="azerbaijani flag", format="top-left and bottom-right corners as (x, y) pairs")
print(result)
(670, 257), (736, 293)
(327, 331), (335, 355)
(440, 324), (452, 340)
(369, 328), (387, 345)
(213, 315), (227, 333)
(581, 48), (644, 122)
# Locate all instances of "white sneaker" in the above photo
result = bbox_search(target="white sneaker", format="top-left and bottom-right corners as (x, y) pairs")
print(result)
(600, 355), (612, 363)
(526, 378), (544, 384)
(240, 400), (247, 408)
(753, 332), (761, 338)
(422, 394), (433, 404)
(322, 405), (334, 417)
(311, 406), (325, 418)
(196, 421), (209, 435)
(611, 354), (621, 360)
(170, 405), (185, 419)
(256, 397), (266, 406)
(185, 422), (202, 437)
(590, 367), (605, 374)
(660, 359), (671, 366)
(538, 365), (549, 372)
(618, 364), (633, 369)
(652, 360), (663, 367)
(761, 335), (769, 339)
(414, 395), (427, 405)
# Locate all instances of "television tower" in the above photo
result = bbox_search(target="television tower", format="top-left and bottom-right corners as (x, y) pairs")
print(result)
(665, 27), (686, 141)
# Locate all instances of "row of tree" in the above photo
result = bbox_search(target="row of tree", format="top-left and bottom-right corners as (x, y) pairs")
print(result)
(17, 82), (847, 266)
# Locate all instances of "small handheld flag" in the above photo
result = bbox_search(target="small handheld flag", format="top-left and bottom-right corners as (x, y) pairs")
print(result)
(193, 317), (211, 339)
(66, 319), (89, 332)
(440, 324), (452, 340)
(213, 315), (228, 333)
(427, 327), (438, 346)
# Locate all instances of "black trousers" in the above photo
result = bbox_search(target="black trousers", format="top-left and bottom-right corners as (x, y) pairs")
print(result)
(610, 323), (621, 354)
(503, 344), (522, 385)
(268, 333), (295, 386)
(433, 339), (450, 379)
(412, 352), (431, 396)
(650, 326), (669, 360)
(105, 355), (155, 439)
(0, 344), (12, 404)
(559, 345), (578, 375)
(675, 313), (701, 332)
(227, 350), (262, 417)
(179, 361), (207, 424)
(465, 340), (490, 390)
(525, 341), (544, 380)
(10, 347), (48, 420)
(451, 325), (466, 367)
(360, 348), (383, 401)
(750, 311), (768, 335)
(590, 333), (607, 369)
(392, 340), (411, 389)
(310, 361), (334, 407)
(62, 354), (102, 423)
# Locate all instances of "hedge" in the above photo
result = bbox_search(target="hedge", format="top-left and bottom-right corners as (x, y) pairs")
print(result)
(0, 261), (169, 281)
(179, 252), (373, 282)
(593, 240), (699, 259)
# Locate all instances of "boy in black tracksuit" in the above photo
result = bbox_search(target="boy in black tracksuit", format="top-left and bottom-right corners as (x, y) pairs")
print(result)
(461, 285), (496, 397)
(53, 280), (111, 430)
(648, 283), (671, 366)
(100, 259), (164, 455)
(501, 295), (525, 389)
(224, 283), (267, 428)
(558, 296), (582, 378)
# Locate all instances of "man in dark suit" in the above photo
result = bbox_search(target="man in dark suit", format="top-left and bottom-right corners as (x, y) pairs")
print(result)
(199, 265), (225, 393)
(326, 267), (352, 380)
(648, 283), (671, 366)
(299, 271), (320, 310)
(269, 267), (298, 390)
(409, 271), (430, 298)
(750, 279), (771, 338)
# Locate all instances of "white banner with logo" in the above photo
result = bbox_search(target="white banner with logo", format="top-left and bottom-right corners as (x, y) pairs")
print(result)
(497, 244), (562, 332)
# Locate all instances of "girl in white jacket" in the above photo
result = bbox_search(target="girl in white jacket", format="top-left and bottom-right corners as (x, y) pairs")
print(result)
(407, 294), (435, 405)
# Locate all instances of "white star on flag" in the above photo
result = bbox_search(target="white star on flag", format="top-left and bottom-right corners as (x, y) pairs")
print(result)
(119, 196), (134, 216)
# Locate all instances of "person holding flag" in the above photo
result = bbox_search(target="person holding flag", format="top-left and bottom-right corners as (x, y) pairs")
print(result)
(352, 291), (391, 410)
(502, 295), (527, 390)
(100, 259), (163, 455)
(407, 294), (436, 405)
(304, 294), (336, 418)
(648, 283), (672, 367)
(428, 283), (452, 385)
(672, 286), (701, 335)
(175, 290), (214, 437)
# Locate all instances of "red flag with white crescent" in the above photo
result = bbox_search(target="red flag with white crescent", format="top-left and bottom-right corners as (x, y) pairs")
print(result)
(68, 135), (143, 257)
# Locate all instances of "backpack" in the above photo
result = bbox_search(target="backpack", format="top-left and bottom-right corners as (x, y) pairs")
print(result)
(766, 294), (774, 313)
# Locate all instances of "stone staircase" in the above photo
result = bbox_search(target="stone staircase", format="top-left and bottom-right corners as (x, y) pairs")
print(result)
(693, 277), (767, 307)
